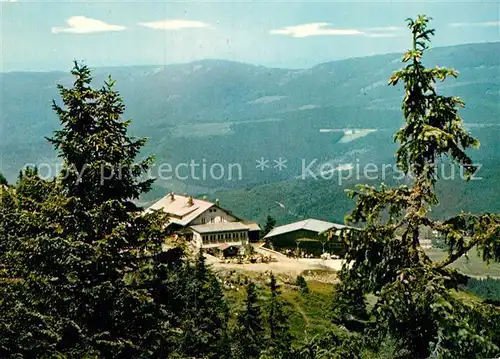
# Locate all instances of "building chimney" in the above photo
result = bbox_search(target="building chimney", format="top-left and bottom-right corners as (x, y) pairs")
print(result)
(188, 197), (194, 206)
(169, 192), (175, 201)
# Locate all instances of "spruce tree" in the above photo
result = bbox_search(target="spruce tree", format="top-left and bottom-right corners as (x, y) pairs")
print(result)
(180, 250), (230, 358)
(0, 63), (187, 358)
(48, 61), (154, 209)
(266, 273), (292, 354)
(233, 282), (265, 359)
(333, 15), (500, 358)
(295, 274), (309, 295)
(262, 215), (277, 241)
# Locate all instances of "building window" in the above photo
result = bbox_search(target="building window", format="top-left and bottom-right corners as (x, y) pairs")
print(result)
(201, 218), (206, 224)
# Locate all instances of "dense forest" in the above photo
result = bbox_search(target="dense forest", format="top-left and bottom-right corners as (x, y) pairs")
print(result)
(2, 43), (500, 222)
(1, 16), (499, 358)
(464, 278), (500, 302)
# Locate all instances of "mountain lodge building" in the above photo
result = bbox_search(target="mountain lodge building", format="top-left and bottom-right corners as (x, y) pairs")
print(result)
(147, 193), (260, 250)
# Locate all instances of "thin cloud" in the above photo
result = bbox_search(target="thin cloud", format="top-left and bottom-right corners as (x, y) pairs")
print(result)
(365, 33), (400, 38)
(270, 22), (402, 38)
(51, 16), (126, 34)
(449, 21), (500, 27)
(138, 19), (210, 30)
(368, 26), (403, 32)
(270, 23), (363, 38)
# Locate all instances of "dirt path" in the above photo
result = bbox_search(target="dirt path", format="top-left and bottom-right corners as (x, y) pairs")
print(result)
(204, 243), (345, 276)
(210, 261), (316, 276)
(207, 246), (500, 280)
(207, 255), (343, 276)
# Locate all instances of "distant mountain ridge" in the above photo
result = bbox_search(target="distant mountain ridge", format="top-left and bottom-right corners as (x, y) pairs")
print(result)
(1, 42), (499, 220)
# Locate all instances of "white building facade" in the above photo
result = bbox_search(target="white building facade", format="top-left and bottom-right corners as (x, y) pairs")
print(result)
(147, 193), (259, 249)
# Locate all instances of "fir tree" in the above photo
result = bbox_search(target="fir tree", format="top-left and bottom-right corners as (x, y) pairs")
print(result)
(180, 250), (230, 358)
(233, 282), (265, 359)
(295, 274), (309, 295)
(333, 15), (500, 358)
(262, 215), (276, 239)
(266, 273), (292, 354)
(47, 61), (154, 209)
(0, 62), (187, 358)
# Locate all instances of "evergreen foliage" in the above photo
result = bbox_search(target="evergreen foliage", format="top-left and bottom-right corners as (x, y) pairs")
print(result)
(295, 275), (310, 295)
(0, 172), (7, 186)
(180, 250), (230, 358)
(332, 15), (500, 358)
(0, 16), (498, 359)
(261, 215), (276, 238)
(0, 63), (196, 358)
(265, 273), (293, 354)
(47, 61), (154, 209)
(232, 282), (265, 359)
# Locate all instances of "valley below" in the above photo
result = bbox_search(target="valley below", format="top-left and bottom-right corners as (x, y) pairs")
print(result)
(1, 41), (499, 227)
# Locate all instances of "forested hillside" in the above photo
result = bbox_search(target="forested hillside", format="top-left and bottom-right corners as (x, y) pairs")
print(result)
(1, 43), (499, 213)
(212, 159), (500, 227)
(1, 16), (500, 358)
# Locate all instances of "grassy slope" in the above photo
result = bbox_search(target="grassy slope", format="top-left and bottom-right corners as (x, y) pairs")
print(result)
(220, 269), (336, 342)
(217, 248), (499, 347)
(426, 248), (500, 277)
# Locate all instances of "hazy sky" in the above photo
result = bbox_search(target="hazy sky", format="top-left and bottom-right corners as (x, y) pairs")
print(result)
(1, 0), (499, 71)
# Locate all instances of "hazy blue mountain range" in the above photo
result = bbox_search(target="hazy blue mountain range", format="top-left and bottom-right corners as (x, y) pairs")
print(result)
(1, 42), (499, 223)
